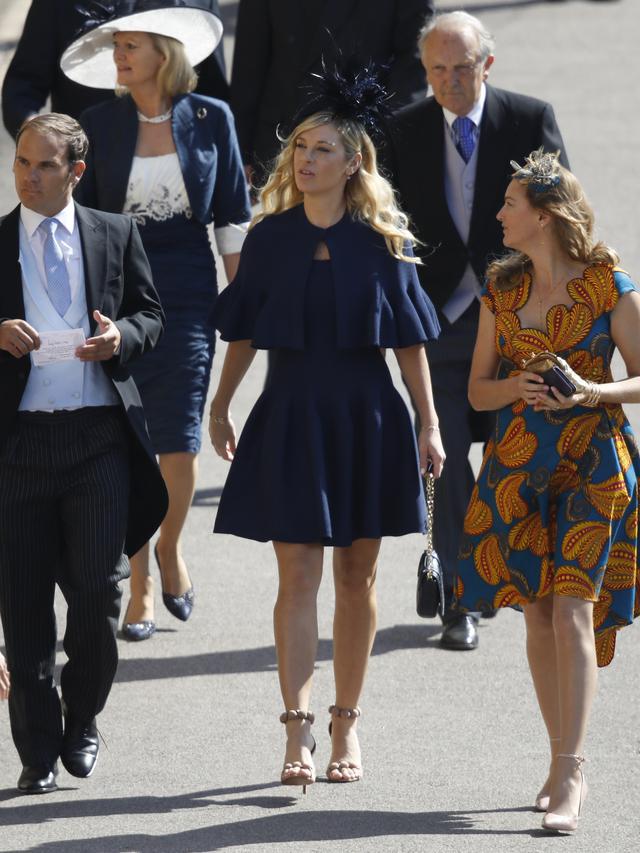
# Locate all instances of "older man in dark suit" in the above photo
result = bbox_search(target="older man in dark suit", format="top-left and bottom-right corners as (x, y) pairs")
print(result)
(387, 11), (569, 651)
(231, 0), (435, 184)
(2, 0), (229, 138)
(0, 113), (167, 793)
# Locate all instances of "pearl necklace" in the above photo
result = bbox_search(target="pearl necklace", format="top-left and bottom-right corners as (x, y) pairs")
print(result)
(137, 107), (172, 124)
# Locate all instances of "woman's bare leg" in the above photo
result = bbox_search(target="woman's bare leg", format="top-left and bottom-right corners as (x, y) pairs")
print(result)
(523, 594), (561, 804)
(156, 452), (198, 596)
(547, 595), (597, 818)
(125, 544), (154, 623)
(273, 541), (324, 782)
(123, 452), (197, 623)
(329, 537), (380, 781)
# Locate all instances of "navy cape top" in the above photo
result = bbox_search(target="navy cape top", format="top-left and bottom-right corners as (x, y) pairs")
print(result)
(213, 204), (440, 349)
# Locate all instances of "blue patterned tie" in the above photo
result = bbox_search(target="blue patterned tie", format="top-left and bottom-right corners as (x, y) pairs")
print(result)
(452, 116), (476, 163)
(40, 217), (71, 316)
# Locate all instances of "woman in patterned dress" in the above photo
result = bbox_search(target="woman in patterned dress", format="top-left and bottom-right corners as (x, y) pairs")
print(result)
(453, 150), (640, 833)
(63, 3), (251, 639)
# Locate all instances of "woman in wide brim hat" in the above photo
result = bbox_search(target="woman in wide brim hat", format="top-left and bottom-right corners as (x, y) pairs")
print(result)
(61, 0), (223, 89)
(62, 0), (251, 641)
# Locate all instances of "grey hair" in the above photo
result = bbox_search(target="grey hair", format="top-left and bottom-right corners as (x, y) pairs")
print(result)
(418, 11), (495, 62)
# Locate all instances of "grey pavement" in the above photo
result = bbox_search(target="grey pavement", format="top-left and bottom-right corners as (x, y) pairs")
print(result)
(0, 1), (639, 852)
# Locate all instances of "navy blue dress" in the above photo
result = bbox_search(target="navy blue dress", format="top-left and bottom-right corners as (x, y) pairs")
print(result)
(125, 205), (216, 455)
(213, 207), (440, 546)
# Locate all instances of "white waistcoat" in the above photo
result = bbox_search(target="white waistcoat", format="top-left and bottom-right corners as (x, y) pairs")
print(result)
(18, 234), (118, 412)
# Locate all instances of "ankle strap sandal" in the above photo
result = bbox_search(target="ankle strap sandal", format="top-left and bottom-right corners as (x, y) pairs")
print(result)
(279, 709), (315, 724)
(279, 709), (316, 794)
(328, 705), (361, 719)
(326, 705), (363, 783)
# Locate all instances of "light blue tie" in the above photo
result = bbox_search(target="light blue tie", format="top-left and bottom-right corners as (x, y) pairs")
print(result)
(40, 217), (71, 316)
(452, 116), (476, 163)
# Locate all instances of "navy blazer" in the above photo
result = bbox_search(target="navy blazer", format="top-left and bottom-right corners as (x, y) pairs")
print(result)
(386, 85), (570, 312)
(0, 203), (168, 556)
(76, 93), (251, 230)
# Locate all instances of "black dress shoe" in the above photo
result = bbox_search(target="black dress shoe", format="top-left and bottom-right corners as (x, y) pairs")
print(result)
(18, 764), (58, 794)
(440, 614), (479, 650)
(154, 545), (195, 622)
(62, 715), (99, 778)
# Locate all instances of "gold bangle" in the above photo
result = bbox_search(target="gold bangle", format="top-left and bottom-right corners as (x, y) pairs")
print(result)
(422, 425), (440, 432)
(210, 413), (228, 424)
(582, 382), (601, 408)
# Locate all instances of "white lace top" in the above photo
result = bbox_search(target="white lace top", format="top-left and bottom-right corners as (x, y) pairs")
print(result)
(123, 153), (247, 254)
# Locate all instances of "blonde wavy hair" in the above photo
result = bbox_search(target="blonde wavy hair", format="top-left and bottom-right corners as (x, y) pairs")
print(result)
(254, 112), (419, 263)
(116, 33), (197, 99)
(489, 155), (618, 291)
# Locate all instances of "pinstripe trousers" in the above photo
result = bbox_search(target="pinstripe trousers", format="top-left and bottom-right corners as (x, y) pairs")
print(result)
(0, 406), (130, 768)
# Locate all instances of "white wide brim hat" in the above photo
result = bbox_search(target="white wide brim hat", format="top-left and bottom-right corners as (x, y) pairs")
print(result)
(60, 2), (223, 89)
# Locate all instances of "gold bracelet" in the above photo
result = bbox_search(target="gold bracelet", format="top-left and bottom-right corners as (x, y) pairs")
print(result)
(210, 413), (228, 424)
(582, 382), (601, 408)
(421, 425), (440, 432)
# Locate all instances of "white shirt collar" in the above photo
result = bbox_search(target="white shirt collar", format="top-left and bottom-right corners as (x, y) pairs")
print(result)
(442, 83), (487, 130)
(20, 199), (76, 239)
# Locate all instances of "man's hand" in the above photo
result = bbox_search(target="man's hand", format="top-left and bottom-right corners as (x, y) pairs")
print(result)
(0, 319), (40, 358)
(76, 310), (121, 361)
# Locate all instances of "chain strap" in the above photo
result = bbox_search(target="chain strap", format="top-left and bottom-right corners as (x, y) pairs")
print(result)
(423, 469), (435, 562)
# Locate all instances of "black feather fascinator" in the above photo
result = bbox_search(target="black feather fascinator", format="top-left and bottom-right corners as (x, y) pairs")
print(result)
(287, 56), (393, 144)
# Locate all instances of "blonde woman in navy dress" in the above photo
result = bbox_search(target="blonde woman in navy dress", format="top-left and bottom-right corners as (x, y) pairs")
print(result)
(62, 2), (251, 640)
(210, 68), (445, 790)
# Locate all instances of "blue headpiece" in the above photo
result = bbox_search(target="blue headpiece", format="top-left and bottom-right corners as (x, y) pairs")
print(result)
(288, 56), (393, 145)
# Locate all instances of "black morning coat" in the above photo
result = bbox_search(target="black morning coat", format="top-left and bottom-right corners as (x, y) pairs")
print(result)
(385, 84), (570, 313)
(0, 203), (169, 557)
(230, 0), (436, 170)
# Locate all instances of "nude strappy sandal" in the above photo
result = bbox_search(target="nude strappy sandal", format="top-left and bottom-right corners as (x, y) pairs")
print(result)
(279, 709), (316, 794)
(326, 704), (362, 783)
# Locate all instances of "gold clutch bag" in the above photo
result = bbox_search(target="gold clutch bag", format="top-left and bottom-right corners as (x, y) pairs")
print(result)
(520, 351), (576, 397)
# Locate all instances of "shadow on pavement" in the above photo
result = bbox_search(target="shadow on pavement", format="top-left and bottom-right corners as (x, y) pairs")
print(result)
(112, 623), (443, 682)
(191, 486), (223, 506)
(4, 802), (547, 851)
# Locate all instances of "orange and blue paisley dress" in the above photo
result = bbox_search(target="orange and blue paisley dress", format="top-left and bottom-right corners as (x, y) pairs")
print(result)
(453, 264), (639, 666)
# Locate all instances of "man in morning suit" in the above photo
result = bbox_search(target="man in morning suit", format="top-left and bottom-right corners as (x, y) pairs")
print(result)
(230, 0), (436, 184)
(2, 0), (229, 138)
(0, 113), (168, 794)
(387, 11), (569, 651)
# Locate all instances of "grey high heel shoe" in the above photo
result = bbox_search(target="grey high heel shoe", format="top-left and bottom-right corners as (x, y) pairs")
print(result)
(542, 754), (587, 833)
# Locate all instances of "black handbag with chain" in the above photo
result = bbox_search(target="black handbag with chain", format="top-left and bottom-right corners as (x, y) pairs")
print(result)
(416, 468), (444, 619)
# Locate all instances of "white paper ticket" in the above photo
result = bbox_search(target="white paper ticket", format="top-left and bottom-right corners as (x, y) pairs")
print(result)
(31, 329), (86, 366)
